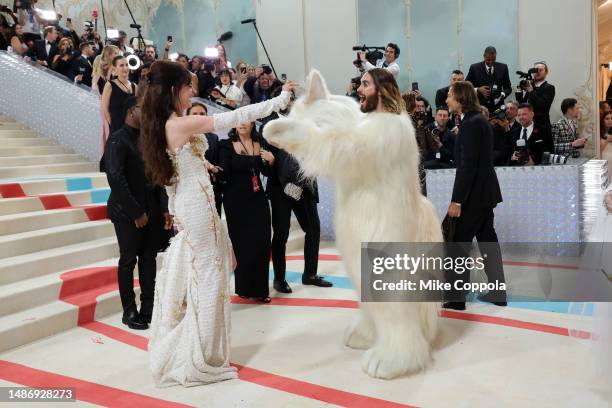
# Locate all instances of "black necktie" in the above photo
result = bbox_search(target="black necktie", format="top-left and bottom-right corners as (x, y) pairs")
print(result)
(487, 67), (492, 76)
(522, 128), (528, 140)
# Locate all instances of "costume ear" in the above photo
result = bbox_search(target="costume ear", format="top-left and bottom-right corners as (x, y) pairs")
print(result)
(304, 69), (330, 105)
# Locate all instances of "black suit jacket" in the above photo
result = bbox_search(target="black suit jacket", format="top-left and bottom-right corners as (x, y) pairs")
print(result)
(465, 61), (512, 110)
(435, 86), (450, 108)
(72, 55), (93, 87)
(509, 123), (553, 165)
(527, 81), (555, 128)
(33, 39), (58, 65)
(451, 111), (502, 209)
(104, 125), (168, 223)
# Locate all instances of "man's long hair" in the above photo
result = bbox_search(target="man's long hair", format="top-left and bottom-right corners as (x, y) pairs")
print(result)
(450, 81), (480, 113)
(368, 68), (405, 114)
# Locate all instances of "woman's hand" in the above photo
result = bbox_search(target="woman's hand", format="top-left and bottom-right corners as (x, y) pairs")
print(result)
(261, 149), (275, 165)
(282, 81), (298, 93)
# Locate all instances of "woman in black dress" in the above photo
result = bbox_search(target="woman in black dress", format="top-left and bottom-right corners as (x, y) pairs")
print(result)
(219, 122), (275, 303)
(102, 55), (136, 134)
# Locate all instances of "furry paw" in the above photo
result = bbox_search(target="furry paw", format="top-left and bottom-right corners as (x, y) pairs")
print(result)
(362, 345), (429, 380)
(344, 320), (375, 350)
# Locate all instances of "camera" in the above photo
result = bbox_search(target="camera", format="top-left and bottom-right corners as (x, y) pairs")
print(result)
(491, 105), (507, 121)
(14, 0), (32, 10)
(514, 139), (529, 165)
(516, 68), (538, 91)
(541, 152), (568, 165)
(352, 45), (384, 68)
(412, 111), (427, 125)
(261, 64), (272, 75)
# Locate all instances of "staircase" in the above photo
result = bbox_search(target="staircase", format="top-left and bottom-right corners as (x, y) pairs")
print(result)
(0, 116), (305, 353)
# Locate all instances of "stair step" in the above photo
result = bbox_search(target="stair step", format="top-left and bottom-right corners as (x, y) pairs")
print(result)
(0, 138), (57, 147)
(0, 154), (86, 166)
(0, 173), (107, 196)
(0, 123), (27, 130)
(0, 130), (38, 140)
(0, 300), (77, 353)
(0, 189), (110, 215)
(0, 162), (99, 178)
(0, 116), (16, 122)
(0, 220), (114, 258)
(0, 236), (118, 285)
(0, 205), (106, 235)
(0, 145), (71, 156)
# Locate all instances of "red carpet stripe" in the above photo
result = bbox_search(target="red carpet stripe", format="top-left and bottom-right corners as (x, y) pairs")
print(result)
(232, 363), (415, 408)
(38, 194), (72, 210)
(0, 183), (26, 198)
(0, 360), (193, 408)
(232, 295), (359, 309)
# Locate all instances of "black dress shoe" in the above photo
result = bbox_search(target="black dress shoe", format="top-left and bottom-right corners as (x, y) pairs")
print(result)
(122, 310), (148, 330)
(273, 280), (292, 294)
(140, 314), (152, 325)
(302, 275), (333, 287)
(443, 301), (466, 311)
(477, 292), (507, 307)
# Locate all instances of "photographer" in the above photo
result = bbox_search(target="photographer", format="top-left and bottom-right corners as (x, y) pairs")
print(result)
(435, 70), (464, 108)
(211, 68), (243, 109)
(358, 43), (400, 79)
(552, 98), (587, 158)
(346, 76), (361, 103)
(176, 53), (199, 97)
(423, 106), (456, 169)
(489, 105), (514, 166)
(516, 62), (555, 129)
(466, 46), (512, 113)
(509, 103), (552, 166)
(243, 64), (283, 104)
(16, 0), (42, 43)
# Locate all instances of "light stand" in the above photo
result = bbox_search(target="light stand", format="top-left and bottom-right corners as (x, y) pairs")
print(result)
(122, 0), (145, 51)
(242, 19), (278, 79)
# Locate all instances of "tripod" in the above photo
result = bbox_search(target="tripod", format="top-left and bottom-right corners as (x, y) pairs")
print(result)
(242, 19), (278, 79)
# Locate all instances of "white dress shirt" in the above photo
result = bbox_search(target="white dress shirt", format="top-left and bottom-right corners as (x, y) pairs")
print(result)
(364, 59), (400, 79)
(215, 83), (243, 105)
(521, 123), (534, 140)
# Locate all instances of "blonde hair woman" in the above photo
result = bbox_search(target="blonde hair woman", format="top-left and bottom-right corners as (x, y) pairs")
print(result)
(92, 44), (120, 95)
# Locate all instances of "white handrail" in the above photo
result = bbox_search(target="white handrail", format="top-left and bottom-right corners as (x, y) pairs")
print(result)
(0, 51), (102, 161)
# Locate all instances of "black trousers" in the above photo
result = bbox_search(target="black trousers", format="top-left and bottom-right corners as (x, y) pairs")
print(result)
(113, 219), (159, 316)
(269, 186), (320, 281)
(213, 185), (223, 217)
(445, 206), (506, 302)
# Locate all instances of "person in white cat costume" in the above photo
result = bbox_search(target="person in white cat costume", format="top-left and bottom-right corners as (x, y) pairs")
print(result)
(265, 68), (443, 379)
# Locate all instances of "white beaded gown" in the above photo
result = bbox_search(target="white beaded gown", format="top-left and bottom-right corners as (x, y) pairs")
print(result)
(148, 91), (291, 387)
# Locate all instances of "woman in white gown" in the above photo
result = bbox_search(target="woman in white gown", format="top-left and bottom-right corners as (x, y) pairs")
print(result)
(140, 61), (295, 387)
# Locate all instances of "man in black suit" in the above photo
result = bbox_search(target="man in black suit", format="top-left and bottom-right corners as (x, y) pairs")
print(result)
(72, 41), (94, 87)
(465, 46), (512, 113)
(105, 96), (173, 330)
(508, 103), (553, 166)
(516, 62), (555, 130)
(33, 26), (58, 66)
(435, 70), (464, 108)
(186, 102), (223, 215)
(444, 81), (506, 310)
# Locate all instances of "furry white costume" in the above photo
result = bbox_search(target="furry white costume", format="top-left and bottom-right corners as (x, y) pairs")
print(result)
(264, 70), (443, 379)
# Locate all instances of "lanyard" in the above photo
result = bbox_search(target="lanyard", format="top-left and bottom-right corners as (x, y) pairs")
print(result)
(238, 138), (257, 174)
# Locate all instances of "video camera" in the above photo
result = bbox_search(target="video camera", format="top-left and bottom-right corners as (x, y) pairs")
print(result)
(516, 68), (538, 91)
(352, 45), (385, 69)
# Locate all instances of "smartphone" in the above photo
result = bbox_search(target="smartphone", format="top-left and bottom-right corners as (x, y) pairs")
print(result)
(411, 82), (419, 91)
(240, 67), (246, 74)
(167, 35), (173, 42)
(281, 73), (287, 81)
(67, 18), (72, 23)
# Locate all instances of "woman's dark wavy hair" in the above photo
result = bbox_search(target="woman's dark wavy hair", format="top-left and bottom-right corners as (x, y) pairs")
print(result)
(600, 110), (612, 139)
(140, 61), (192, 186)
(228, 122), (261, 143)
